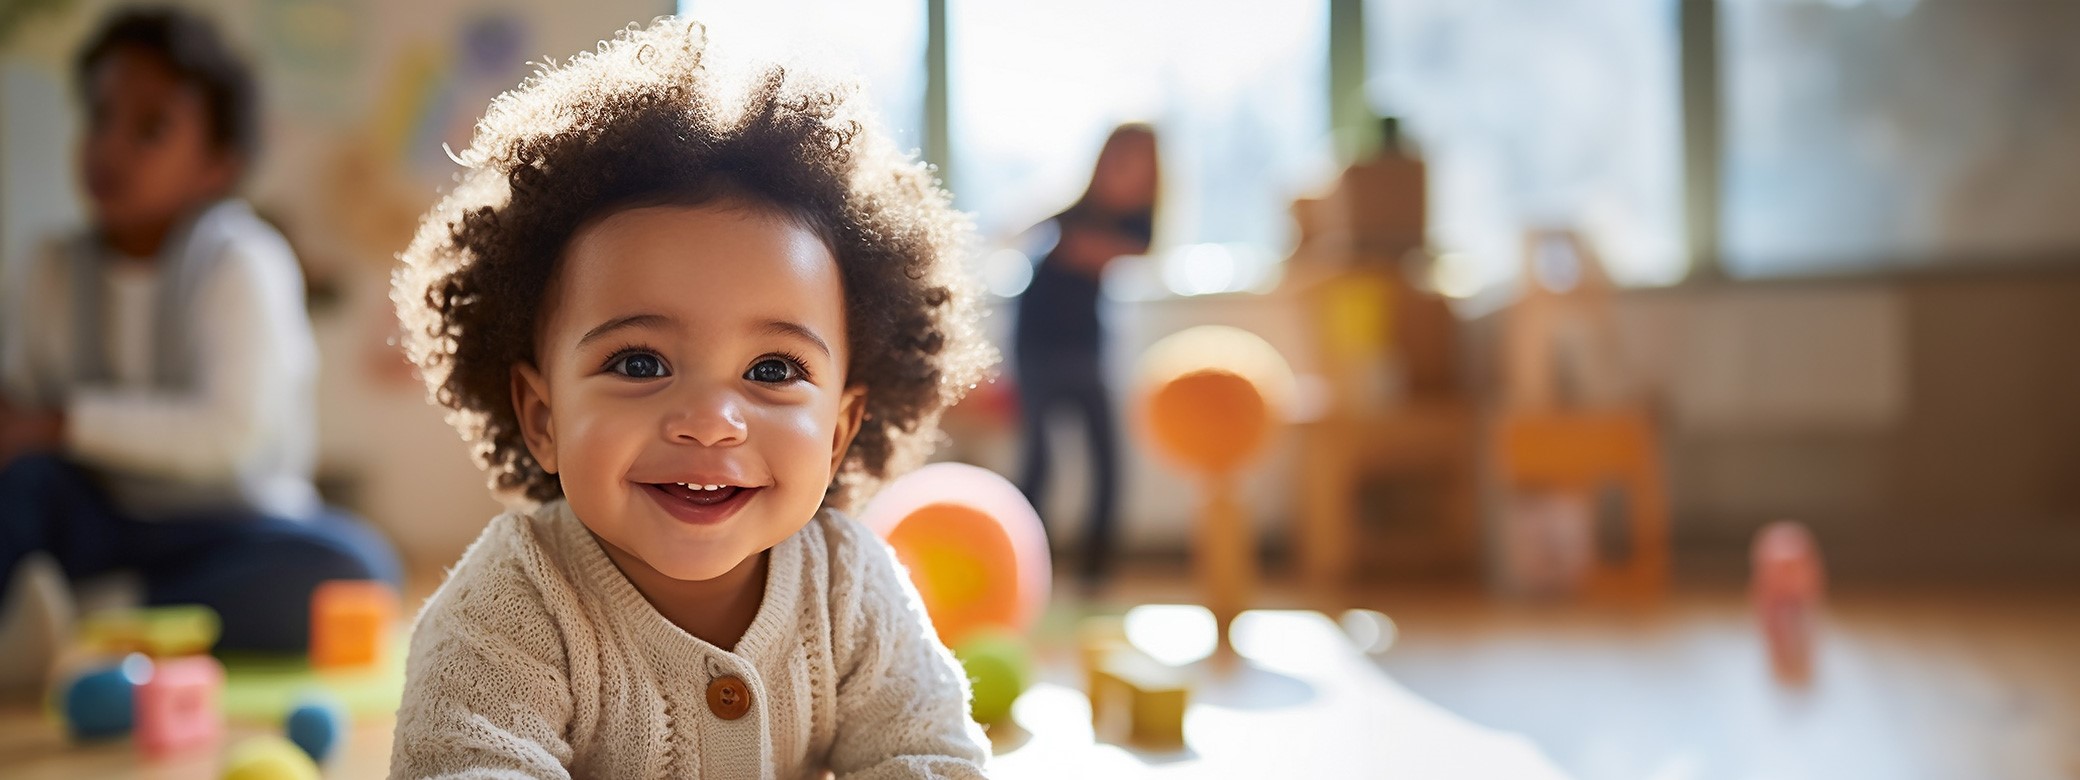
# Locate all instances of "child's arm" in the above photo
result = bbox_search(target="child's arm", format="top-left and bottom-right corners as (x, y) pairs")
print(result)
(827, 518), (992, 779)
(390, 540), (578, 779)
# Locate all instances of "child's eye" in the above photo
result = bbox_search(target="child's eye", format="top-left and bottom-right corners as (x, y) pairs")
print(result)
(744, 357), (803, 384)
(607, 351), (670, 379)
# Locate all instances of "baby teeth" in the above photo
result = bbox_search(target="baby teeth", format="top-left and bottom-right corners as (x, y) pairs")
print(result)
(674, 482), (726, 491)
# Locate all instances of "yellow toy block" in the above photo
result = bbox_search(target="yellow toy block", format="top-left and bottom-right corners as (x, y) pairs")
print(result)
(78, 605), (220, 657)
(1076, 615), (1130, 694)
(1088, 647), (1189, 750)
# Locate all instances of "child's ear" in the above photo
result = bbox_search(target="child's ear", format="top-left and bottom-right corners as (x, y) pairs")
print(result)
(829, 385), (868, 475)
(511, 362), (559, 475)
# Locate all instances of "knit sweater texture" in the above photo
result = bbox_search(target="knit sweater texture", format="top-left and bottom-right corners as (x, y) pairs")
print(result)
(389, 499), (991, 779)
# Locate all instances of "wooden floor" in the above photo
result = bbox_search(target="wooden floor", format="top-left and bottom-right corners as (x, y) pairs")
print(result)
(4, 571), (2077, 779)
(1366, 585), (2080, 780)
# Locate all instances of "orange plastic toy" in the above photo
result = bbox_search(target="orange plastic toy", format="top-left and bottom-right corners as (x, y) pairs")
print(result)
(310, 580), (399, 670)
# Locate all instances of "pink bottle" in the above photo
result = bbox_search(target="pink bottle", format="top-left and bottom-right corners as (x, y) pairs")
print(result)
(1751, 521), (1825, 684)
(135, 655), (225, 756)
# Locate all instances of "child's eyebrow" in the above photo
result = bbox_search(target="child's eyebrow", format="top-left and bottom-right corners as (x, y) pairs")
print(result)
(758, 319), (832, 359)
(577, 313), (674, 348)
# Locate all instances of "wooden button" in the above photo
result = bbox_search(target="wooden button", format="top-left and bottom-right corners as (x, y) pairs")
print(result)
(706, 675), (751, 720)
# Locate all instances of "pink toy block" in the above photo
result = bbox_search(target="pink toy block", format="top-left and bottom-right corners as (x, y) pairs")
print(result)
(135, 655), (224, 757)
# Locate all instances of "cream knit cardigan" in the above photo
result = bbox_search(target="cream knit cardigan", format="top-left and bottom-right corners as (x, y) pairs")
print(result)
(388, 499), (991, 779)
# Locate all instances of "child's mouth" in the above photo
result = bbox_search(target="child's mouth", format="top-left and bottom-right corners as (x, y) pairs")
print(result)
(644, 482), (760, 525)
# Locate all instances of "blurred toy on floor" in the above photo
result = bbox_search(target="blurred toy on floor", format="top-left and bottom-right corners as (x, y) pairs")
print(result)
(1752, 520), (1826, 684)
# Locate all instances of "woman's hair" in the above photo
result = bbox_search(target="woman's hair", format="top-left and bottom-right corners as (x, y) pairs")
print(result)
(1071, 122), (1160, 217)
(393, 17), (993, 510)
(75, 5), (260, 163)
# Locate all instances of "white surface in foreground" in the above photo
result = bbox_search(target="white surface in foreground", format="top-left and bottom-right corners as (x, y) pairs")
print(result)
(990, 610), (1574, 779)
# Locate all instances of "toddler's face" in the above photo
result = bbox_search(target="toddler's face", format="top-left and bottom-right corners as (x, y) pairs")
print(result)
(514, 200), (865, 582)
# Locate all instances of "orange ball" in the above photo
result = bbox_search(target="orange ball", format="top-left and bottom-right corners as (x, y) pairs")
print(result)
(1146, 369), (1271, 475)
(887, 503), (1021, 647)
(859, 463), (1051, 647)
(1134, 326), (1295, 477)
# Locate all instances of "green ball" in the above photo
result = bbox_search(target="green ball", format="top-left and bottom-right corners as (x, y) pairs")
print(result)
(221, 735), (321, 780)
(954, 630), (1031, 725)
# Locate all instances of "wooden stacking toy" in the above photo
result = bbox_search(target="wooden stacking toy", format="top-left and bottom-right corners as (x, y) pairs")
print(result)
(1135, 326), (1294, 655)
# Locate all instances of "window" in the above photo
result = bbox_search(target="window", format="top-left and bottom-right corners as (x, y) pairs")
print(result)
(951, 0), (1333, 297)
(677, 0), (926, 152)
(1365, 0), (1686, 294)
(1721, 0), (2080, 277)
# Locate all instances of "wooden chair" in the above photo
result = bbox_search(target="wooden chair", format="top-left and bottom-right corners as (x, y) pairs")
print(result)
(1495, 229), (1670, 600)
(1494, 409), (1670, 599)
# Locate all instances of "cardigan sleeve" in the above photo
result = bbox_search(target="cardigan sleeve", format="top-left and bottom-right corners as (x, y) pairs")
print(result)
(390, 520), (578, 780)
(824, 514), (993, 779)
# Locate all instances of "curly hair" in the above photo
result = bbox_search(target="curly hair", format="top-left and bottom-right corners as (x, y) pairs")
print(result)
(392, 17), (994, 511)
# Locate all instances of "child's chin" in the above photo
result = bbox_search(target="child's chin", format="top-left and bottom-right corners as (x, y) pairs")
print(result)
(649, 552), (749, 583)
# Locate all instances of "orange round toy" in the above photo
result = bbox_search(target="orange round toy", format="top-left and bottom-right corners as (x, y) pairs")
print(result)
(858, 463), (1051, 647)
(1147, 370), (1270, 474)
(1134, 326), (1295, 658)
(1136, 326), (1294, 476)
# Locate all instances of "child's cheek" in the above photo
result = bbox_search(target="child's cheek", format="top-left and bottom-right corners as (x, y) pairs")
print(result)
(759, 401), (839, 479)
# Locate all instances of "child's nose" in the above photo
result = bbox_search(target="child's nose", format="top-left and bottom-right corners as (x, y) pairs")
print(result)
(662, 390), (748, 447)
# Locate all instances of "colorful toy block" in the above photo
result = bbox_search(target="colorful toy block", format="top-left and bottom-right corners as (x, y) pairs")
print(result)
(135, 655), (224, 756)
(310, 580), (398, 670)
(79, 605), (221, 657)
(1088, 647), (1190, 750)
(1076, 615), (1131, 698)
